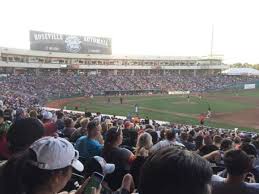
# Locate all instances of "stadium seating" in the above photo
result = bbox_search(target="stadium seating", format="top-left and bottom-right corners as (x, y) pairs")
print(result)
(1, 72), (259, 108)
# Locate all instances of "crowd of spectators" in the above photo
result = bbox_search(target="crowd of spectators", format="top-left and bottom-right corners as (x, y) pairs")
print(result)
(1, 71), (259, 108)
(1, 70), (259, 193)
(0, 105), (259, 194)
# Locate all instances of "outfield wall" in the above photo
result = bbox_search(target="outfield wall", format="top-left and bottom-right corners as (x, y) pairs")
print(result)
(230, 80), (259, 90)
(206, 80), (259, 92)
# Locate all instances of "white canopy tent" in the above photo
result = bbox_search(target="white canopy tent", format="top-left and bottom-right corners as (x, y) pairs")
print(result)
(222, 68), (259, 76)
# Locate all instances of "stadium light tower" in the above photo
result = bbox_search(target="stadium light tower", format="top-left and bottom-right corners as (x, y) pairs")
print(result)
(210, 24), (214, 66)
(210, 24), (214, 58)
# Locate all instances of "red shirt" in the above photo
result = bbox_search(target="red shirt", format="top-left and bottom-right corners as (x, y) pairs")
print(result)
(44, 122), (58, 137)
(199, 115), (206, 122)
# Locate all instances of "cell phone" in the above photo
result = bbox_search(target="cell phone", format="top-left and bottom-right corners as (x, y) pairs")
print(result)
(84, 172), (104, 194)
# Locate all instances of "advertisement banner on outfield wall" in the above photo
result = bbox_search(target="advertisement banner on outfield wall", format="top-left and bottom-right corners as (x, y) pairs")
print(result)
(168, 91), (190, 95)
(244, 84), (256, 90)
(30, 30), (112, 55)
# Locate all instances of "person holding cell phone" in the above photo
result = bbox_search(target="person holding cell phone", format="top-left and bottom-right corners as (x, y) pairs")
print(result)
(211, 149), (259, 194)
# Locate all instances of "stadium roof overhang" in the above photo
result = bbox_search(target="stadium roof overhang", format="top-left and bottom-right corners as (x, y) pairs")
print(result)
(0, 47), (223, 62)
(222, 68), (259, 76)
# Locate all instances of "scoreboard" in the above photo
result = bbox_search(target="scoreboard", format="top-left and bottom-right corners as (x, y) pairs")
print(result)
(30, 30), (112, 55)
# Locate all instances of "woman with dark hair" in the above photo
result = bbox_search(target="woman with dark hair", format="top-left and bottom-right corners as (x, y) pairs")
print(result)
(198, 135), (219, 156)
(4, 117), (45, 159)
(0, 136), (89, 194)
(102, 127), (134, 191)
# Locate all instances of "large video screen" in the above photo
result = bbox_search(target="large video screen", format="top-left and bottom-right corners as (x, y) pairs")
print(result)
(30, 30), (112, 54)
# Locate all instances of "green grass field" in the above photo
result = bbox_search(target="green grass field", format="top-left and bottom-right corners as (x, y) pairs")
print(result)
(58, 89), (259, 131)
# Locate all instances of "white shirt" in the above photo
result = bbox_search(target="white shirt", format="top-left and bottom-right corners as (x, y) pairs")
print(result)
(212, 175), (259, 194)
(96, 115), (102, 123)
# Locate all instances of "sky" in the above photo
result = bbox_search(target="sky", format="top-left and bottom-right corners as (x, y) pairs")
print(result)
(0, 0), (259, 64)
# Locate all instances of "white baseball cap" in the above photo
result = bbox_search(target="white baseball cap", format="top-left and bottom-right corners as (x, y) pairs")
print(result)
(94, 156), (115, 175)
(29, 136), (84, 172)
(42, 111), (53, 120)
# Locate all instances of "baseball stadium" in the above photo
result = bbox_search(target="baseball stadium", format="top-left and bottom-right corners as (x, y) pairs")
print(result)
(3, 1), (259, 193)
(1, 31), (259, 131)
